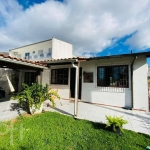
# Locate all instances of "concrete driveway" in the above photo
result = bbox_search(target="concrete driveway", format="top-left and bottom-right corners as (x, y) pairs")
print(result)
(0, 96), (25, 121)
(44, 99), (150, 135)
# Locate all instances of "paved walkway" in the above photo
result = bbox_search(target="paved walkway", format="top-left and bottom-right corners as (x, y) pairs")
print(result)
(0, 96), (25, 121)
(44, 99), (150, 135)
(0, 97), (150, 135)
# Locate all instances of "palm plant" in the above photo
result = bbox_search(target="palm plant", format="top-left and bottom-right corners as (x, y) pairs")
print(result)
(12, 83), (60, 114)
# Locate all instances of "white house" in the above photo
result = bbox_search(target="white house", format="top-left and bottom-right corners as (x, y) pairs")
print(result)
(8, 38), (150, 113)
(40, 52), (150, 113)
(9, 38), (73, 61)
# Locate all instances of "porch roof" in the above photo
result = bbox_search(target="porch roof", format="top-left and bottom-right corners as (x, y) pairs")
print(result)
(0, 54), (47, 70)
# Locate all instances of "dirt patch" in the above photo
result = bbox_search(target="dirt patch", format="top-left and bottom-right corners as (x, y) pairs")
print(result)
(22, 113), (32, 118)
(10, 118), (20, 124)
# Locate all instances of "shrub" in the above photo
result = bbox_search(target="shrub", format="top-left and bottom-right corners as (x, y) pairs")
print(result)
(11, 83), (60, 112)
(106, 115), (128, 133)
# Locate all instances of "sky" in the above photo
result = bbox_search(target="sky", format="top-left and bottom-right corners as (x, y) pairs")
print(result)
(0, 0), (150, 63)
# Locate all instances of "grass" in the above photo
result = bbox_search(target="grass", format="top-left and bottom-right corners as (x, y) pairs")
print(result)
(0, 112), (150, 150)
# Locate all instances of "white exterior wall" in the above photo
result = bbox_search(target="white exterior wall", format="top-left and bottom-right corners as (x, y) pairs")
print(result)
(9, 38), (73, 61)
(9, 40), (52, 61)
(52, 38), (73, 59)
(133, 55), (149, 111)
(49, 65), (71, 99)
(46, 55), (149, 111)
(80, 57), (133, 108)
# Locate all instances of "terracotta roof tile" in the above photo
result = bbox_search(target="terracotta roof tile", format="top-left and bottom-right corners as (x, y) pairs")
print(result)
(36, 57), (87, 63)
(0, 54), (46, 67)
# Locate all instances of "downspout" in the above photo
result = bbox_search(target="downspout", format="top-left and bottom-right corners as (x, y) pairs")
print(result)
(131, 56), (137, 109)
(72, 62), (79, 117)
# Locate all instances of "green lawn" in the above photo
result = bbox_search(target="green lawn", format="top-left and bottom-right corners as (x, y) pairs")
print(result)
(0, 112), (149, 150)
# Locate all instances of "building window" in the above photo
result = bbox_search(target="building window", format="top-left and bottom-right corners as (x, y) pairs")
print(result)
(47, 53), (51, 57)
(40, 54), (44, 57)
(25, 52), (30, 60)
(51, 68), (68, 85)
(38, 50), (44, 58)
(48, 48), (52, 53)
(34, 55), (37, 58)
(47, 48), (52, 57)
(97, 65), (128, 88)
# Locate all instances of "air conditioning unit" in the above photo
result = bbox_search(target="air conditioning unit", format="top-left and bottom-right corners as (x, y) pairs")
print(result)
(14, 52), (18, 55)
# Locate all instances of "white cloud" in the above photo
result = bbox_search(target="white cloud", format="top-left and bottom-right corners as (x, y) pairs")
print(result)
(0, 0), (150, 56)
(125, 22), (150, 50)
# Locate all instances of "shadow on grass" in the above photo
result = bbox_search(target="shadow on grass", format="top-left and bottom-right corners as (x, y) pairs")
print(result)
(19, 146), (28, 150)
(136, 144), (147, 149)
(53, 107), (73, 117)
(138, 132), (150, 138)
(74, 117), (112, 133)
(88, 119), (150, 137)
(89, 121), (117, 134)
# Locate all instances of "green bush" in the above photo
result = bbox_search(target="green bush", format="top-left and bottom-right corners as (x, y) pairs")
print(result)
(11, 83), (60, 112)
(106, 115), (128, 133)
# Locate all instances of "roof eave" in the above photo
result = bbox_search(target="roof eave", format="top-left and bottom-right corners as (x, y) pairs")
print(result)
(0, 56), (47, 69)
(41, 59), (78, 64)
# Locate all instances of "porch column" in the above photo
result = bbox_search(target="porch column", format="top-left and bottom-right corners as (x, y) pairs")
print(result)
(36, 70), (42, 84)
(72, 62), (79, 117)
(18, 70), (24, 92)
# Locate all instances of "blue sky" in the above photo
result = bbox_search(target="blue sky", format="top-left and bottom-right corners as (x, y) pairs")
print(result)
(0, 0), (150, 64)
(17, 0), (63, 9)
(17, 0), (46, 9)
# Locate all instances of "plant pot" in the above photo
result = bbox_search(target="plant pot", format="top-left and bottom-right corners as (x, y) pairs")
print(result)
(29, 103), (43, 115)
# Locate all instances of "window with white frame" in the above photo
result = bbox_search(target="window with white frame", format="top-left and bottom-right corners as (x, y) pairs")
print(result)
(97, 65), (129, 88)
(38, 50), (44, 57)
(48, 48), (52, 53)
(47, 48), (52, 57)
(51, 68), (68, 85)
(25, 52), (30, 59)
